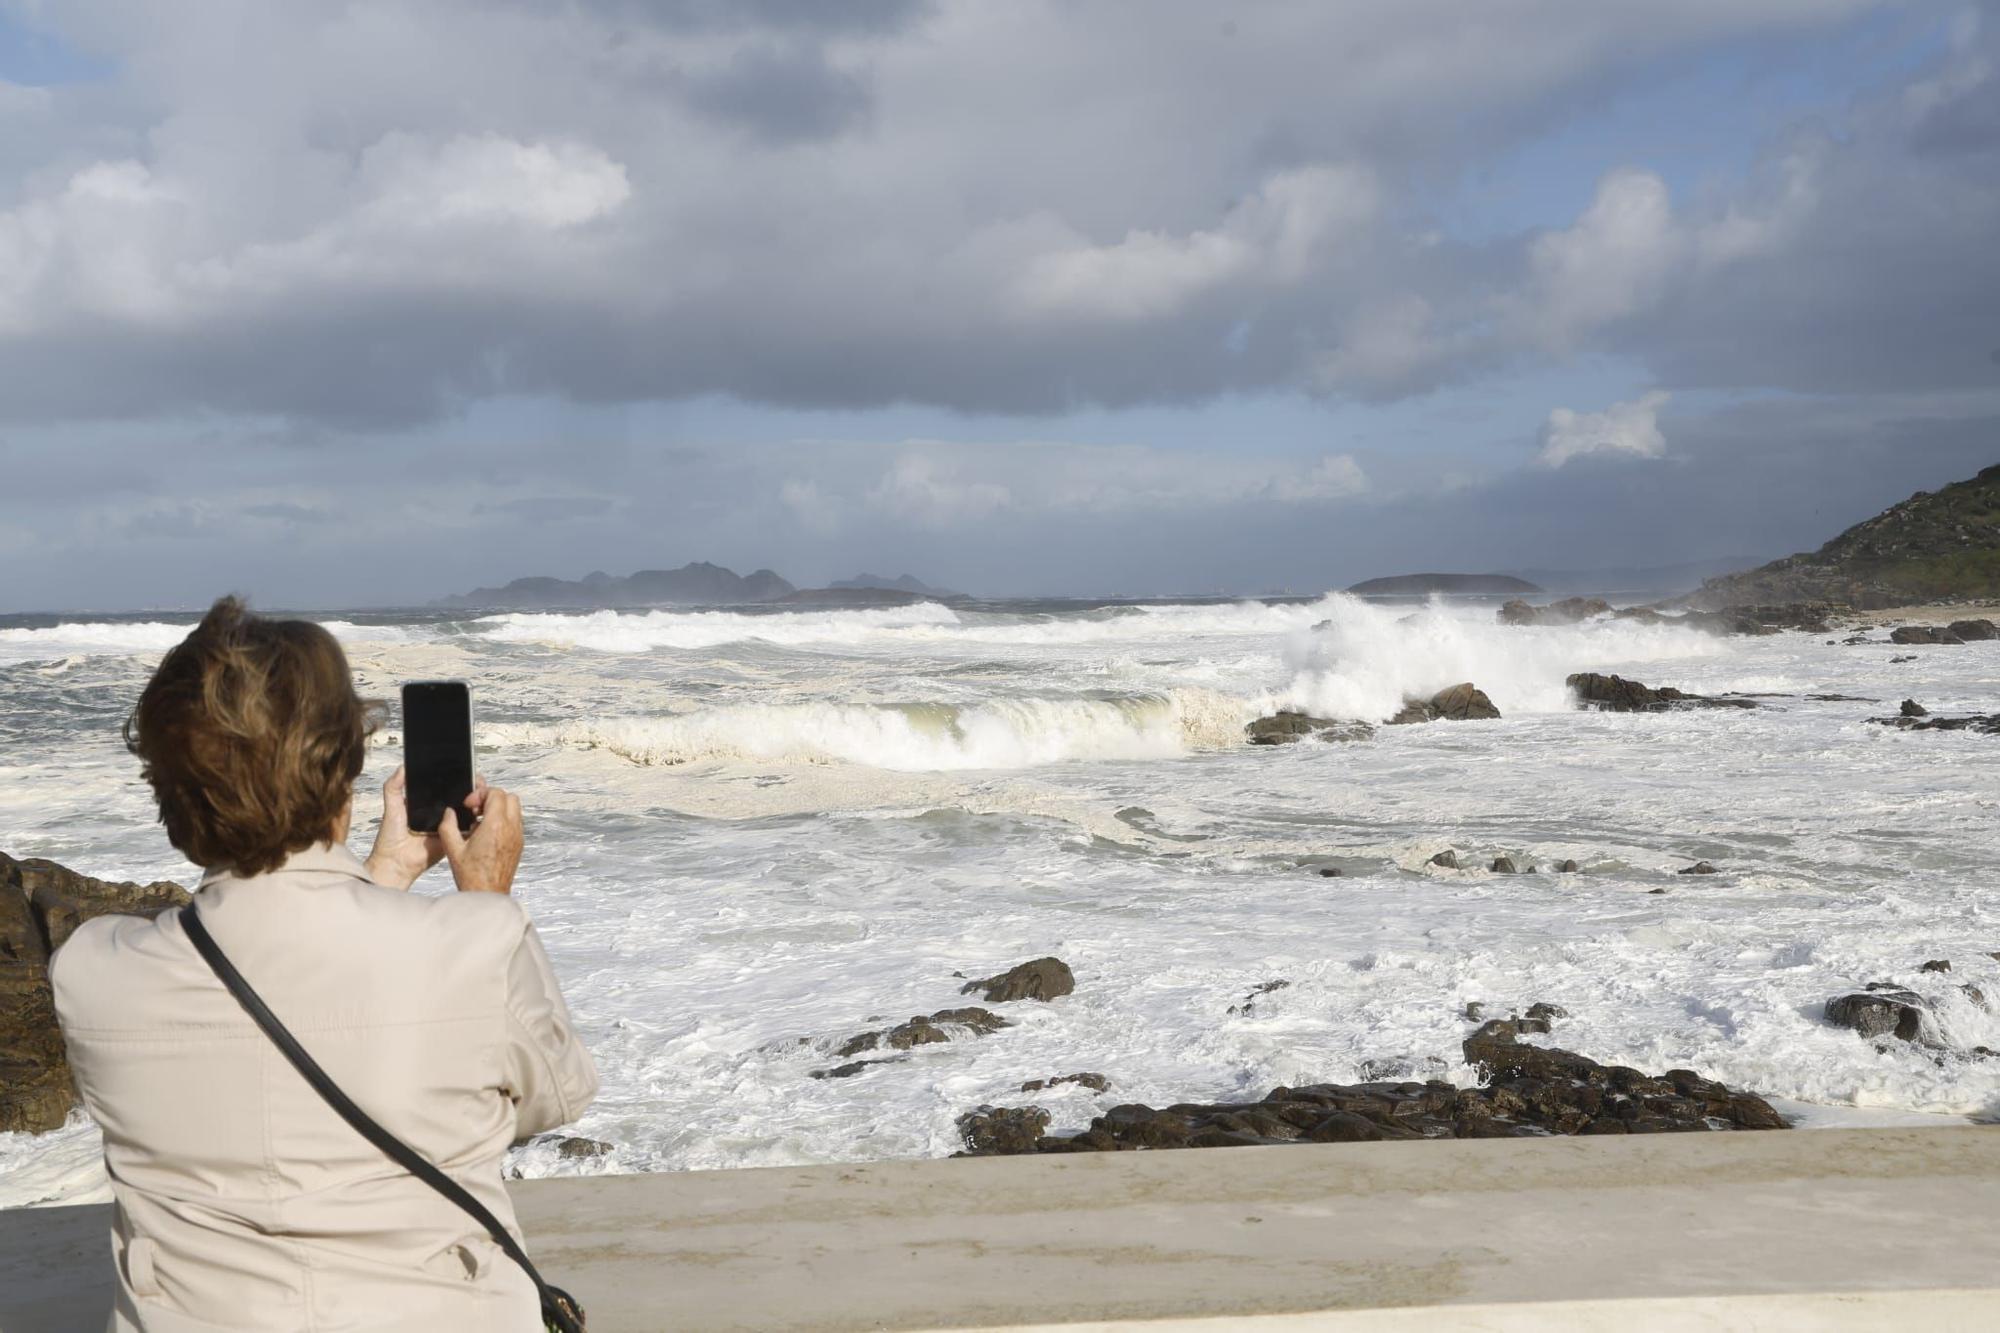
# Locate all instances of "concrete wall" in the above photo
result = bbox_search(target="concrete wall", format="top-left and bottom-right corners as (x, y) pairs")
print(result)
(3, 1127), (1997, 1331)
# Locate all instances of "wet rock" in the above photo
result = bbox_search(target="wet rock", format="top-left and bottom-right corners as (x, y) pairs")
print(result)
(1019, 1024), (1783, 1154)
(1567, 673), (1754, 712)
(1430, 683), (1501, 721)
(1555, 859), (1580, 873)
(1648, 887), (1668, 894)
(1890, 654), (1919, 663)
(1826, 989), (1928, 1043)
(1020, 1072), (1109, 1093)
(810, 1059), (891, 1080)
(1679, 861), (1719, 875)
(1951, 618), (1999, 641)
(1498, 597), (1612, 627)
(1890, 625), (1965, 645)
(1388, 683), (1500, 724)
(1318, 866), (1344, 878)
(1462, 1001), (1486, 1021)
(1229, 979), (1290, 1015)
(2, 852), (191, 1135)
(1244, 712), (1373, 745)
(1901, 699), (1930, 717)
(1525, 1001), (1569, 1023)
(1868, 711), (2000, 734)
(961, 957), (1075, 1004)
(957, 1105), (1052, 1155)
(1920, 959), (1952, 973)
(1963, 985), (1989, 1012)
(1489, 857), (1523, 874)
(554, 1136), (613, 1160)
(837, 1006), (1011, 1058)
(1428, 850), (1460, 870)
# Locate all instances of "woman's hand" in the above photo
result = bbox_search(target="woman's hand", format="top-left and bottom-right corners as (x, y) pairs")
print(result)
(362, 766), (484, 891)
(437, 784), (523, 894)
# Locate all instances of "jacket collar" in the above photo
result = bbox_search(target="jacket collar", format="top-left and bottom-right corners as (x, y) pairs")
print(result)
(198, 841), (372, 891)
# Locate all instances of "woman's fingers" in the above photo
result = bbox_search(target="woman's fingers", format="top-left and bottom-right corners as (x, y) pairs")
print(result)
(436, 804), (468, 857)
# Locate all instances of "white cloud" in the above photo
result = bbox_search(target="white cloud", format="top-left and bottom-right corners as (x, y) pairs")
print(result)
(1270, 453), (1370, 501)
(1522, 169), (1680, 346)
(1010, 164), (1378, 321)
(870, 453), (1014, 528)
(1539, 390), (1670, 467)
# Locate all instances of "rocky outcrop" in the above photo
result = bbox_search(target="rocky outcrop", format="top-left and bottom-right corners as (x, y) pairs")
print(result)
(1020, 1072), (1108, 1093)
(1498, 597), (1611, 627)
(1567, 673), (1756, 712)
(1902, 699), (1929, 718)
(2, 852), (191, 1134)
(1868, 711), (2000, 734)
(1891, 625), (1965, 645)
(957, 1105), (1053, 1154)
(835, 1007), (1011, 1060)
(1826, 987), (1930, 1044)
(1679, 861), (1719, 876)
(1951, 618), (1999, 641)
(963, 1018), (1785, 1156)
(1244, 712), (1373, 745)
(1388, 683), (1500, 724)
(962, 957), (1075, 1004)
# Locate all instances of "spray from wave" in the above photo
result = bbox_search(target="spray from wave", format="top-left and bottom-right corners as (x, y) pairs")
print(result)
(1279, 596), (1723, 721)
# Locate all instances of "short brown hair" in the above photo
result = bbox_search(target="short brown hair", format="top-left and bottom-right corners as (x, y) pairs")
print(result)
(125, 596), (379, 877)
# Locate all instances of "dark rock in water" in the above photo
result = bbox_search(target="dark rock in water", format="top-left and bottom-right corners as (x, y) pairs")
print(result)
(1498, 597), (1612, 627)
(1679, 861), (1719, 875)
(1890, 654), (1919, 663)
(1890, 625), (1965, 645)
(958, 1105), (1052, 1155)
(1555, 859), (1580, 873)
(1462, 1001), (1486, 1021)
(962, 957), (1075, 1004)
(1826, 989), (1928, 1043)
(1318, 866), (1344, 878)
(1489, 857), (1523, 874)
(1389, 683), (1501, 725)
(1950, 618), (1999, 641)
(1007, 1024), (1784, 1155)
(1526, 1001), (1569, 1023)
(811, 1059), (895, 1080)
(837, 1006), (1011, 1058)
(1648, 887), (1668, 894)
(1868, 711), (2000, 734)
(1431, 682), (1501, 721)
(2, 852), (191, 1135)
(1902, 699), (1930, 717)
(1428, 850), (1460, 869)
(1021, 1072), (1109, 1093)
(1567, 673), (1754, 712)
(1244, 711), (1372, 745)
(1963, 985), (1989, 1011)
(554, 1136), (613, 1160)
(1229, 979), (1291, 1015)
(1920, 959), (1951, 973)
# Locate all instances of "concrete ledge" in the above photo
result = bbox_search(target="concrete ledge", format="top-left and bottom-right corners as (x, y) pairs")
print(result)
(3, 1127), (1997, 1331)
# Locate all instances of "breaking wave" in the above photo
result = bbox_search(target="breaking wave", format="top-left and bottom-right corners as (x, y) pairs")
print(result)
(484, 688), (1258, 771)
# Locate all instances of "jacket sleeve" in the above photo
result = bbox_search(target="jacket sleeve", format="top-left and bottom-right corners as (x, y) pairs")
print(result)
(500, 919), (600, 1138)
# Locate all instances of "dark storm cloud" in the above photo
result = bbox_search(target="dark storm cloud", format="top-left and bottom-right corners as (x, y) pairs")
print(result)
(0, 0), (1958, 428)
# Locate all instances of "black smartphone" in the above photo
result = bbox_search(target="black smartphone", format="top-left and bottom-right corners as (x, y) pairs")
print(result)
(402, 680), (475, 835)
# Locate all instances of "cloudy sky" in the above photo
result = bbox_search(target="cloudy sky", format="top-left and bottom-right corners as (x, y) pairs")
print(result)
(1, 0), (1997, 610)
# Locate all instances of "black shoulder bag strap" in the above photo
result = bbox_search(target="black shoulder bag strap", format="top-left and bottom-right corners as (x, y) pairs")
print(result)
(180, 903), (585, 1333)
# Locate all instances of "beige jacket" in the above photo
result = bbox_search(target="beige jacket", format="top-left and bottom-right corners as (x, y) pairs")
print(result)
(50, 843), (599, 1333)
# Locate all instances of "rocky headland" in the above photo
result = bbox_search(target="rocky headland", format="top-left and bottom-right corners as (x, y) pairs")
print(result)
(1, 853), (190, 1133)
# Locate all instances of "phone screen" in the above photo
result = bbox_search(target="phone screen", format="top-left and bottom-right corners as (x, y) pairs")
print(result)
(402, 680), (475, 834)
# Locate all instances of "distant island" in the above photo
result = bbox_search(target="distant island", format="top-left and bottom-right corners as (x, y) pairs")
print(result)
(435, 563), (965, 610)
(1689, 462), (2000, 609)
(1346, 573), (1542, 597)
(829, 573), (963, 599)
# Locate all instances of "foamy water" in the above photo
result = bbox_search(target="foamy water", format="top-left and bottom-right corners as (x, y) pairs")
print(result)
(3, 595), (1997, 1205)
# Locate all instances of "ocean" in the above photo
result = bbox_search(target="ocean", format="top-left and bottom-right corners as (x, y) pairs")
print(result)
(2, 594), (1996, 1205)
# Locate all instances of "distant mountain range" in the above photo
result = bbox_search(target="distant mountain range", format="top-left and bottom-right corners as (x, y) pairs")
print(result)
(1689, 462), (2000, 609)
(1346, 573), (1541, 597)
(436, 563), (964, 609)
